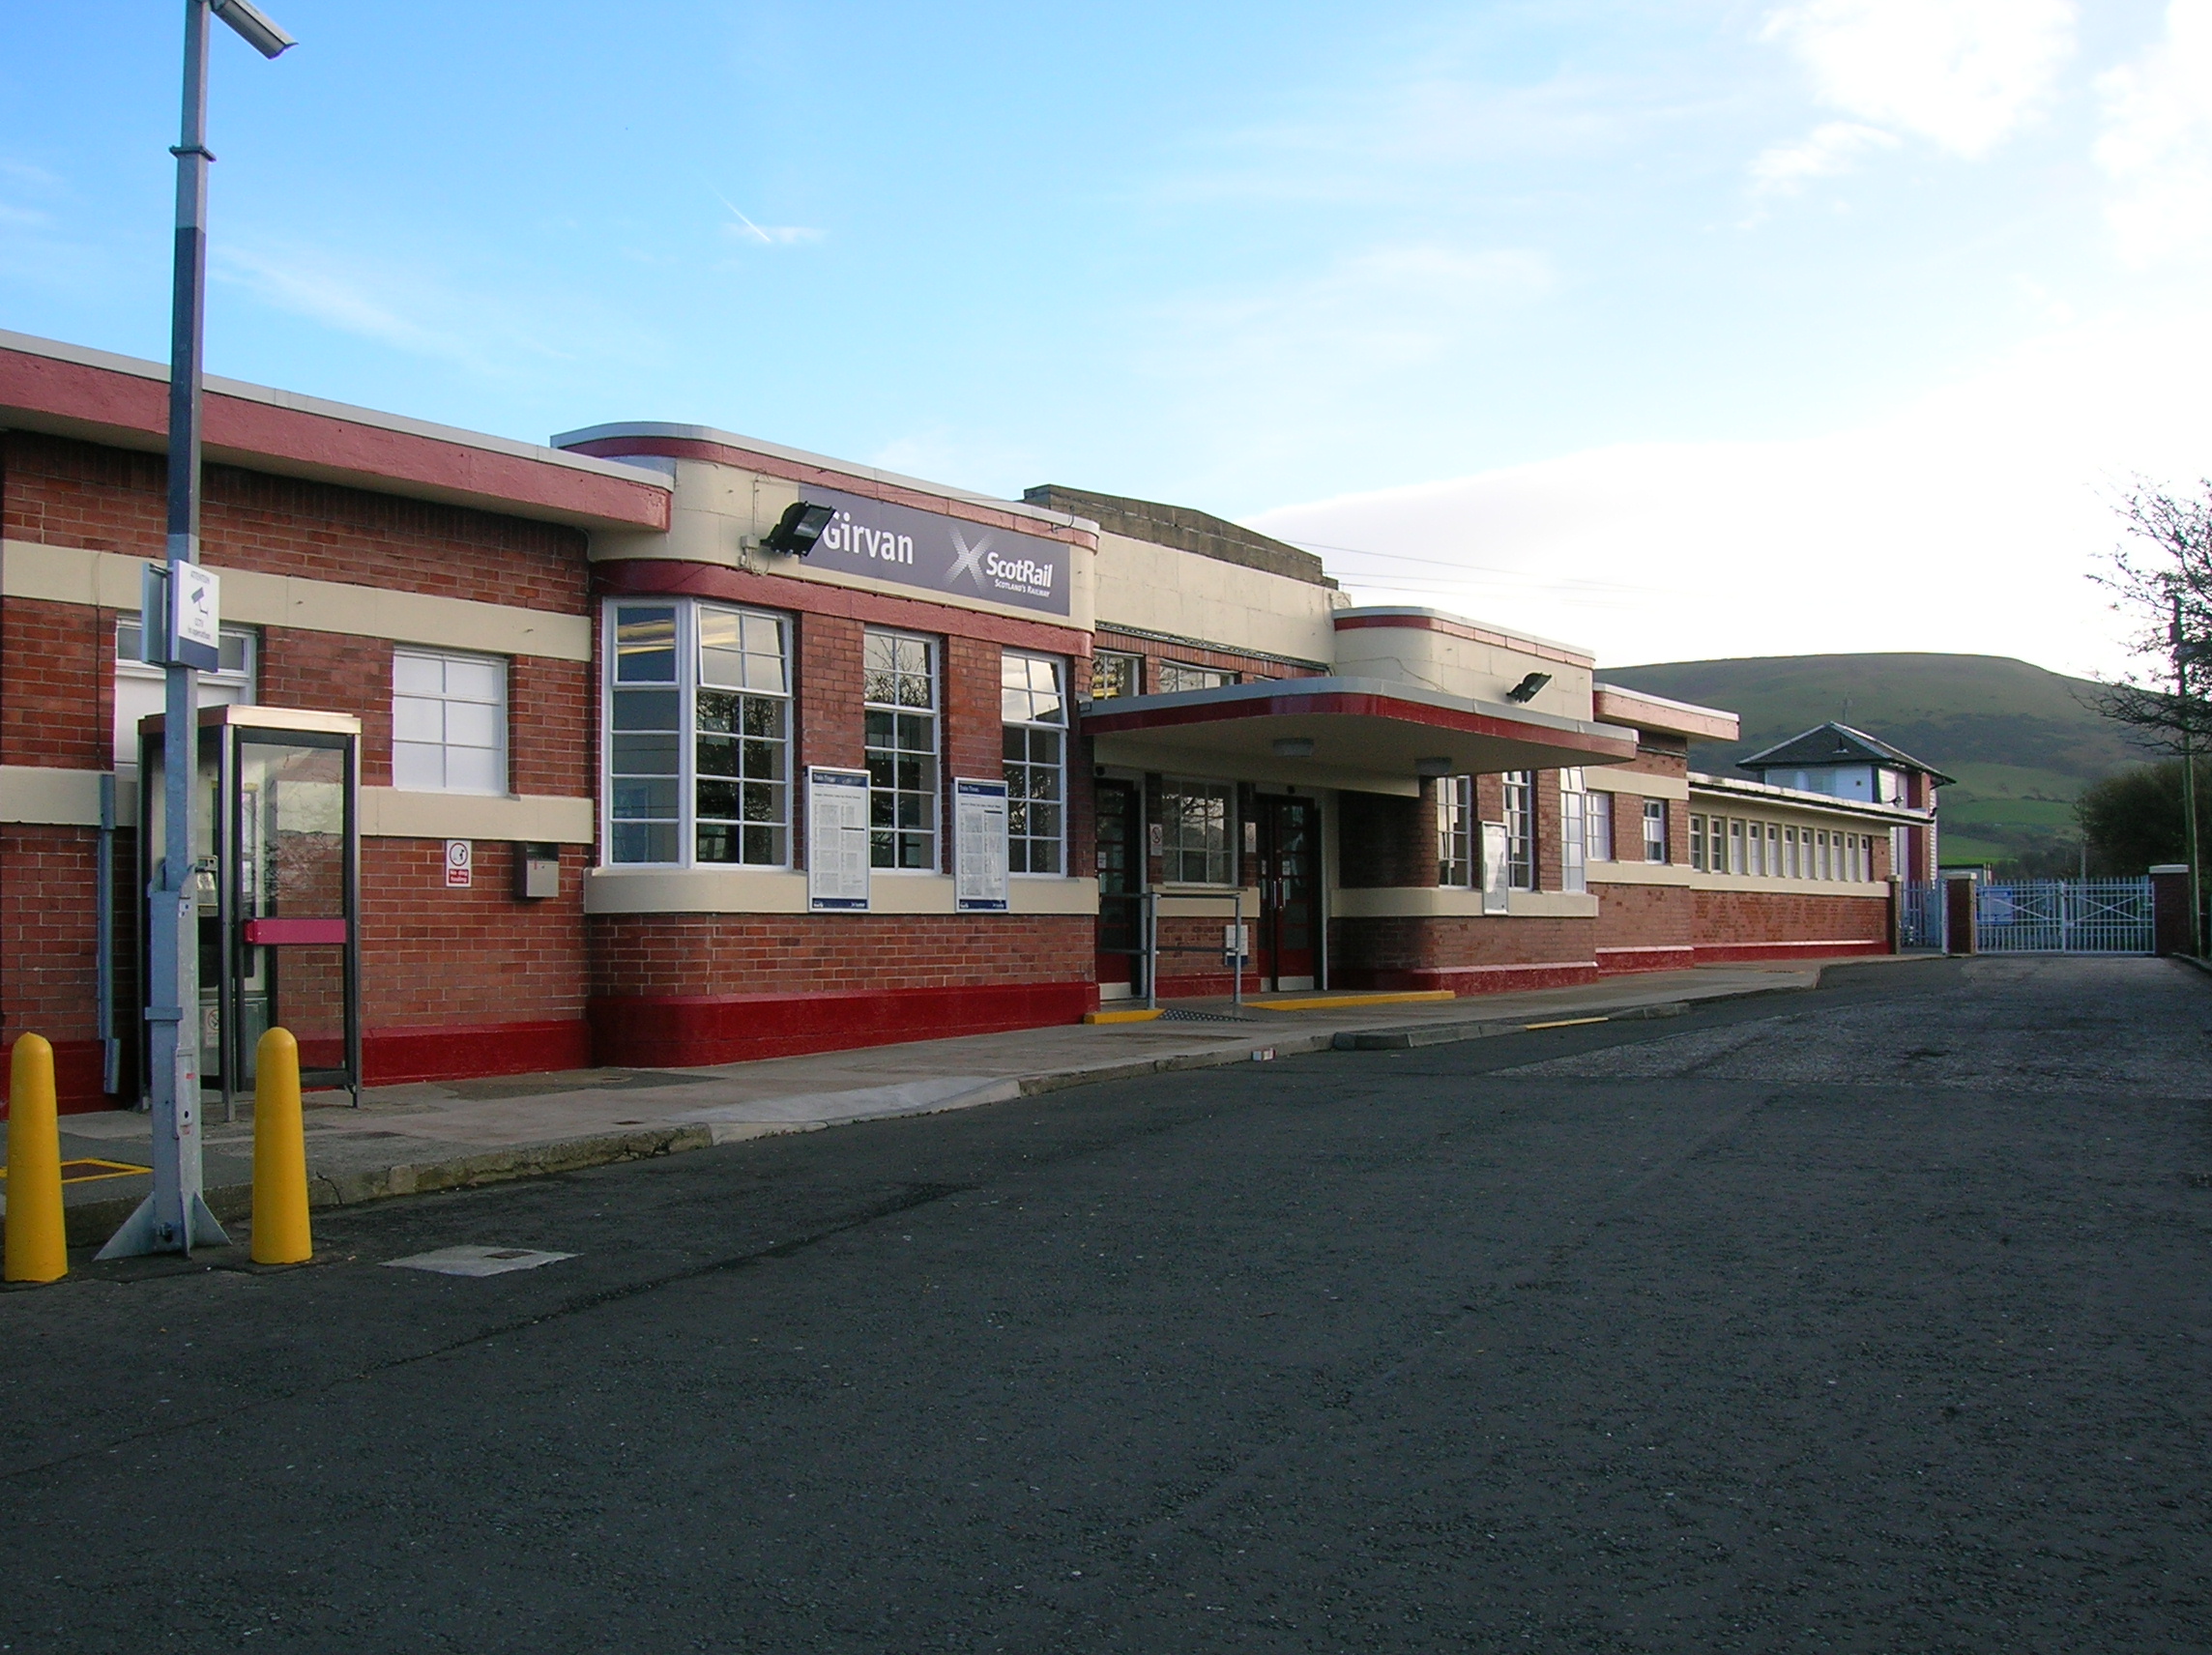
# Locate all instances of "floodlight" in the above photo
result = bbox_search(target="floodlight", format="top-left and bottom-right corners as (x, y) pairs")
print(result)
(764, 500), (836, 557)
(213, 0), (295, 59)
(1505, 671), (1551, 704)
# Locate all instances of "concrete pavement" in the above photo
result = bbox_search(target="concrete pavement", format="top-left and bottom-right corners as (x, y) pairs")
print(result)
(35, 955), (1935, 1244)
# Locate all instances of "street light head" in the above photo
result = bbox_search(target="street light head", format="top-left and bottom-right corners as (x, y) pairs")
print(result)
(212, 0), (295, 58)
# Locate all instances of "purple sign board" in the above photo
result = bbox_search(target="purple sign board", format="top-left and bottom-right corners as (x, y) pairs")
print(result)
(802, 485), (1071, 617)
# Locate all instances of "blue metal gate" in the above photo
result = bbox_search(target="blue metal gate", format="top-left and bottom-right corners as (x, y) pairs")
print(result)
(1974, 878), (2153, 954)
(1901, 881), (1945, 950)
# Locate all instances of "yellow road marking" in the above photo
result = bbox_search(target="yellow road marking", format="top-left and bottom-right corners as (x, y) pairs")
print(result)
(1523, 1016), (1610, 1031)
(0, 1157), (152, 1185)
(1085, 1007), (1164, 1024)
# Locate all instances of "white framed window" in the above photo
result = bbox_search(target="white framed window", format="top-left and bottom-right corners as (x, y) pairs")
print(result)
(1089, 652), (1143, 700)
(1782, 825), (1798, 879)
(1643, 798), (1668, 864)
(1002, 652), (1066, 875)
(1439, 774), (1475, 887)
(1817, 829), (1831, 881)
(1690, 813), (1707, 872)
(864, 629), (939, 870)
(603, 599), (790, 867)
(1156, 660), (1237, 693)
(1162, 779), (1235, 886)
(1560, 769), (1587, 894)
(1588, 790), (1615, 862)
(1502, 770), (1535, 889)
(1728, 817), (1744, 874)
(113, 618), (255, 774)
(393, 647), (508, 795)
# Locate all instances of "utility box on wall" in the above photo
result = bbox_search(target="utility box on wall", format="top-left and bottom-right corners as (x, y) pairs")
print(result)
(514, 843), (561, 901)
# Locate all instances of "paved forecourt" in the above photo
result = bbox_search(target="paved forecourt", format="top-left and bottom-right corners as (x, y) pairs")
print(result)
(0, 954), (2203, 1653)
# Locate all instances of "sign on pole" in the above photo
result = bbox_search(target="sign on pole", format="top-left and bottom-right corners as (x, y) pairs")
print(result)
(172, 562), (220, 671)
(954, 777), (1009, 912)
(807, 767), (871, 911)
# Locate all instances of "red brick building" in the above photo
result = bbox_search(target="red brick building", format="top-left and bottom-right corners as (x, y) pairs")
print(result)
(0, 331), (1938, 1110)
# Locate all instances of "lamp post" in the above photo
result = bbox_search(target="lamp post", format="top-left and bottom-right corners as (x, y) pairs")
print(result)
(2174, 596), (2207, 961)
(100, 0), (293, 1261)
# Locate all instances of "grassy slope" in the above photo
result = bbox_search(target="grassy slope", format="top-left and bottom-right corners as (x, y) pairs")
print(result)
(1598, 653), (2153, 865)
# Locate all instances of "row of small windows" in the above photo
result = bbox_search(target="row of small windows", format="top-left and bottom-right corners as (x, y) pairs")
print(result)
(604, 600), (1067, 874)
(1691, 815), (1876, 882)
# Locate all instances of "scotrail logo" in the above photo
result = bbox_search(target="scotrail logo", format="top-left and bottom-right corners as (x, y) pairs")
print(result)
(949, 528), (991, 589)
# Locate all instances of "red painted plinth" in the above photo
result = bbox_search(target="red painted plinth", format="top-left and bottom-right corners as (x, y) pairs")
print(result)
(362, 1020), (594, 1086)
(1692, 939), (1889, 965)
(1596, 945), (1697, 975)
(589, 980), (1100, 1069)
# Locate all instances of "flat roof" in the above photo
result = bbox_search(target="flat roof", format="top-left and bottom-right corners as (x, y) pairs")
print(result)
(0, 330), (672, 533)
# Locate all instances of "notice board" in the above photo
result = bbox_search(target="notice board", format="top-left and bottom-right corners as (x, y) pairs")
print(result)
(954, 776), (1009, 912)
(807, 767), (872, 911)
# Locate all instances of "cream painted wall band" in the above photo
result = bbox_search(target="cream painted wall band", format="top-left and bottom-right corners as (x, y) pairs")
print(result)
(1330, 886), (1599, 919)
(0, 766), (104, 827)
(585, 868), (1099, 916)
(3, 539), (592, 662)
(360, 789), (595, 844)
(1586, 770), (1688, 799)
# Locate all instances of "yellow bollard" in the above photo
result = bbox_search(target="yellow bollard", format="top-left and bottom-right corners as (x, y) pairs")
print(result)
(4, 1033), (68, 1284)
(250, 1027), (312, 1265)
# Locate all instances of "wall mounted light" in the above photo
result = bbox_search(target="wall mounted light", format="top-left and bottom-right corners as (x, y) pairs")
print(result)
(1271, 737), (1315, 758)
(763, 501), (836, 557)
(1505, 671), (1552, 704)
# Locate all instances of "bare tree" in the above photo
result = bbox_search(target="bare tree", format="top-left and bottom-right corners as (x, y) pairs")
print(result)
(2090, 479), (2212, 750)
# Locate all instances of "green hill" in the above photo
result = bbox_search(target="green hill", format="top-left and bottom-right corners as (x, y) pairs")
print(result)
(1597, 653), (2154, 870)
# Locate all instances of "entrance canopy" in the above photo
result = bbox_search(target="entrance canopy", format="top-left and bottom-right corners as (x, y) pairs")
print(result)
(1083, 677), (1640, 797)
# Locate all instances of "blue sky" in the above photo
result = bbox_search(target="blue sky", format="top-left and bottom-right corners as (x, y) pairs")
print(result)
(5, 2), (2209, 678)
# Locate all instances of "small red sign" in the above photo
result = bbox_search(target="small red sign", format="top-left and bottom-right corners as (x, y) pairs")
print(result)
(445, 839), (474, 888)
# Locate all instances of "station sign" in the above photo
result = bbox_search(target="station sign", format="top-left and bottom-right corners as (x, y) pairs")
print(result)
(800, 485), (1070, 617)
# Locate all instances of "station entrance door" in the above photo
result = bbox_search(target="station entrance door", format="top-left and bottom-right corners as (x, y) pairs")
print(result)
(140, 706), (362, 1116)
(1256, 794), (1320, 992)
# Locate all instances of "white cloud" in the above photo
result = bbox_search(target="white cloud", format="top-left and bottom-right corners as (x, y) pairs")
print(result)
(1749, 120), (1901, 194)
(2095, 0), (2212, 266)
(1761, 0), (2076, 157)
(1246, 306), (2212, 682)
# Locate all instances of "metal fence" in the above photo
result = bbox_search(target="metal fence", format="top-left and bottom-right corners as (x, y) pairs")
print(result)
(1974, 878), (2154, 955)
(1900, 881), (1946, 951)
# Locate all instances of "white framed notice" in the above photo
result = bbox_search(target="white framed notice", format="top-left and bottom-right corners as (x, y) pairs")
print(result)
(954, 776), (1009, 912)
(1480, 822), (1511, 915)
(806, 767), (872, 911)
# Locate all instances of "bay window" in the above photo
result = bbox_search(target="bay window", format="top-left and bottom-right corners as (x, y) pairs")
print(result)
(604, 600), (790, 867)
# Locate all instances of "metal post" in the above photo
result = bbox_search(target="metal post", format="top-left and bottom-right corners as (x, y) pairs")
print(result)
(95, 774), (120, 1096)
(1143, 892), (1157, 1013)
(102, 1), (230, 1258)
(2178, 597), (2204, 958)
(1232, 887), (1243, 1010)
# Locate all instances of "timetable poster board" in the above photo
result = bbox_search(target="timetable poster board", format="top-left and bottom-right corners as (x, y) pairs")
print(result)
(807, 767), (872, 911)
(954, 777), (1010, 912)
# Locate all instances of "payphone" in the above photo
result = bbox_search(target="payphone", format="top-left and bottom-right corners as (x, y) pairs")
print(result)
(139, 705), (361, 1117)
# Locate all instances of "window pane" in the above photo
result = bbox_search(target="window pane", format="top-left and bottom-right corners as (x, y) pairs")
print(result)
(444, 658), (504, 702)
(613, 688), (679, 731)
(392, 741), (443, 792)
(612, 732), (679, 773)
(445, 701), (501, 750)
(393, 695), (444, 744)
(393, 653), (444, 696)
(615, 607), (677, 682)
(446, 745), (503, 795)
(614, 822), (678, 863)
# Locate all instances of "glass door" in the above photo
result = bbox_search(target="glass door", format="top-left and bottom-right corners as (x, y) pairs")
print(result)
(1260, 795), (1319, 990)
(1094, 780), (1145, 998)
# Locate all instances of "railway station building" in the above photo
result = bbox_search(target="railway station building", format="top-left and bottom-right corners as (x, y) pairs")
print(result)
(0, 329), (1941, 1110)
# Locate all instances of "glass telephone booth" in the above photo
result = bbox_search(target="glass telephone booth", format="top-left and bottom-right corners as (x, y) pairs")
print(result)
(139, 706), (362, 1117)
